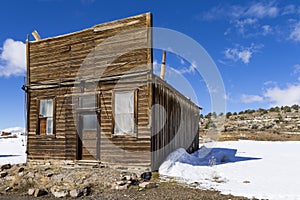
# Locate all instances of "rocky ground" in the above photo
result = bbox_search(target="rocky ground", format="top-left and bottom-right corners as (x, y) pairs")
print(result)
(0, 161), (250, 200)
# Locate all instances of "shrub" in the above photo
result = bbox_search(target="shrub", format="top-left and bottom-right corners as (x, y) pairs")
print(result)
(291, 104), (299, 111)
(226, 112), (232, 118)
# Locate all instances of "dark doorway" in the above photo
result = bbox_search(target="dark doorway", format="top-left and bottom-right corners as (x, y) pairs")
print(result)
(78, 112), (100, 160)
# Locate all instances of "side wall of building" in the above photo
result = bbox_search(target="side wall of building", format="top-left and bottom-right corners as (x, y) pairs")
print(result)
(151, 76), (200, 171)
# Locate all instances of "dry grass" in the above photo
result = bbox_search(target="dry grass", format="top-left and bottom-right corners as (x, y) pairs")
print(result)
(201, 131), (300, 142)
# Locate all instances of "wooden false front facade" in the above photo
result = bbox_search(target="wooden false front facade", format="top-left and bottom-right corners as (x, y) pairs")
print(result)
(26, 13), (200, 171)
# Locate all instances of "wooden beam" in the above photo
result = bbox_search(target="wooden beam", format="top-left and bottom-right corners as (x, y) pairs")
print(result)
(159, 51), (166, 80)
(26, 35), (31, 134)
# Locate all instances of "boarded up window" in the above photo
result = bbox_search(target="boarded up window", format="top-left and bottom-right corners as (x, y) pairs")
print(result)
(39, 99), (54, 135)
(114, 91), (135, 135)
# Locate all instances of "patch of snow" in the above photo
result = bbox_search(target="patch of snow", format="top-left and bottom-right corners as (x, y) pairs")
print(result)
(0, 135), (27, 165)
(159, 140), (300, 200)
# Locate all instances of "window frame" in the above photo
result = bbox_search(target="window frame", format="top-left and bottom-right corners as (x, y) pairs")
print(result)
(37, 98), (56, 135)
(112, 89), (138, 137)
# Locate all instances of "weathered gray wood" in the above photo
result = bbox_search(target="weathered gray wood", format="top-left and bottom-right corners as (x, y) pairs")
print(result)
(27, 12), (199, 171)
(150, 76), (200, 170)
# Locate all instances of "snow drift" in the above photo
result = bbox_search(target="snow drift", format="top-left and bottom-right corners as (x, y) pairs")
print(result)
(159, 141), (300, 200)
(0, 135), (27, 165)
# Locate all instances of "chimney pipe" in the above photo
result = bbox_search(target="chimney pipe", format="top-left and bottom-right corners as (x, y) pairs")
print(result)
(160, 50), (166, 80)
(32, 30), (41, 41)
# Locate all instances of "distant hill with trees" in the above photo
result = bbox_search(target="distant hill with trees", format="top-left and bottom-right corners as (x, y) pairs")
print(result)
(201, 105), (300, 141)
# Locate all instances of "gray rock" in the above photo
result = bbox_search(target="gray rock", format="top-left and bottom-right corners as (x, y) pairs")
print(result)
(116, 180), (127, 186)
(34, 189), (47, 197)
(50, 187), (68, 198)
(112, 183), (129, 190)
(138, 182), (157, 189)
(1, 164), (11, 171)
(124, 175), (131, 181)
(18, 167), (25, 173)
(130, 173), (138, 181)
(27, 177), (34, 185)
(5, 187), (12, 192)
(140, 172), (152, 181)
(44, 167), (51, 171)
(69, 186), (91, 196)
(110, 183), (117, 190)
(0, 172), (8, 178)
(82, 186), (91, 196)
(28, 188), (35, 196)
(69, 189), (83, 198)
(26, 171), (35, 178)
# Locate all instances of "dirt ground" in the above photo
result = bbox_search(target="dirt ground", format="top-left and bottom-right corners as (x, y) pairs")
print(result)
(1, 183), (249, 200)
(0, 163), (250, 200)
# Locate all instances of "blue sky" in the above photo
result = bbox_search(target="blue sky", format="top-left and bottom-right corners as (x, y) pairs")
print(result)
(0, 0), (300, 130)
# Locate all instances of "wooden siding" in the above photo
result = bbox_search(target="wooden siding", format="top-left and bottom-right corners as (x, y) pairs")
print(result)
(27, 13), (153, 167)
(29, 13), (151, 85)
(27, 12), (200, 171)
(27, 87), (76, 160)
(97, 80), (151, 167)
(151, 76), (200, 170)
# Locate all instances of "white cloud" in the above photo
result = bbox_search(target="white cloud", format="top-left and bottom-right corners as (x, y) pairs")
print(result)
(200, 5), (227, 21)
(206, 83), (218, 94)
(282, 5), (296, 15)
(262, 25), (272, 35)
(201, 2), (279, 21)
(153, 60), (160, 75)
(290, 22), (300, 42)
(264, 84), (300, 106)
(238, 50), (252, 64)
(234, 18), (258, 35)
(292, 64), (300, 75)
(179, 61), (197, 74)
(224, 44), (263, 64)
(224, 93), (234, 102)
(224, 48), (253, 64)
(241, 94), (264, 103)
(0, 39), (26, 77)
(245, 2), (279, 18)
(200, 2), (300, 39)
(264, 80), (277, 87)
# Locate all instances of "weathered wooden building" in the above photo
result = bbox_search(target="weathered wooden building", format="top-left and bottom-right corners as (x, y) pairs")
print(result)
(25, 13), (200, 170)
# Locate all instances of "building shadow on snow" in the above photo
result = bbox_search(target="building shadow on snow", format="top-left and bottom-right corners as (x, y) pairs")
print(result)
(179, 147), (261, 166)
(0, 155), (21, 158)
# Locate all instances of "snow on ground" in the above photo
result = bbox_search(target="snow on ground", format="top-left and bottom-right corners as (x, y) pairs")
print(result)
(1, 126), (25, 136)
(159, 140), (300, 200)
(0, 135), (27, 165)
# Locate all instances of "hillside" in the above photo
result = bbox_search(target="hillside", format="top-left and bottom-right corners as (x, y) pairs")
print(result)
(201, 105), (300, 141)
